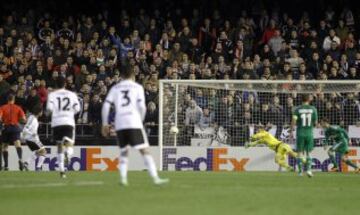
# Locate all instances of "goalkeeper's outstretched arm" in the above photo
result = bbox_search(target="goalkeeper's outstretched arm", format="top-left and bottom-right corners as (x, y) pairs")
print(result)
(245, 133), (264, 148)
(246, 139), (261, 148)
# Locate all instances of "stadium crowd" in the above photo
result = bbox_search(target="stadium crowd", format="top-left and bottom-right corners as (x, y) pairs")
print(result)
(0, 1), (360, 145)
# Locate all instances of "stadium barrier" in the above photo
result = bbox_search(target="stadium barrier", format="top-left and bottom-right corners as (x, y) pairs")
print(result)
(6, 146), (360, 172)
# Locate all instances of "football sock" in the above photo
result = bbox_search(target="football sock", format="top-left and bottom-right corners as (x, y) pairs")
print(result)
(345, 159), (358, 169)
(306, 157), (312, 171)
(119, 156), (128, 181)
(57, 153), (65, 172)
(27, 154), (37, 165)
(143, 154), (159, 180)
(37, 155), (46, 169)
(297, 157), (303, 172)
(16, 147), (23, 161)
(3, 151), (8, 168)
(329, 153), (338, 168)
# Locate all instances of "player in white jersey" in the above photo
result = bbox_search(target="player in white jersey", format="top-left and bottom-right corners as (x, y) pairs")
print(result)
(101, 68), (168, 186)
(22, 106), (47, 171)
(46, 76), (80, 178)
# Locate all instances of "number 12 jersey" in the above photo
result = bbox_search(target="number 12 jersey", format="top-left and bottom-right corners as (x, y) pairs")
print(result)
(46, 89), (81, 128)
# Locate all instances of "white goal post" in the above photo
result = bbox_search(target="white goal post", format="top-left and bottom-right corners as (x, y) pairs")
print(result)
(158, 80), (360, 170)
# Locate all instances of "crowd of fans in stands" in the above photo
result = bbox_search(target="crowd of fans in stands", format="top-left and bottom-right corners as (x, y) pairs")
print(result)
(0, 2), (360, 142)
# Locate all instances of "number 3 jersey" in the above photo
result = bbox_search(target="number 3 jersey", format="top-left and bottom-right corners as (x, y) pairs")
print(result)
(104, 80), (146, 131)
(46, 89), (81, 128)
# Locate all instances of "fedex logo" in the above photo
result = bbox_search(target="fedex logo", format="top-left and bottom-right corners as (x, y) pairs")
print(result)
(163, 148), (249, 171)
(43, 148), (118, 171)
(288, 149), (359, 172)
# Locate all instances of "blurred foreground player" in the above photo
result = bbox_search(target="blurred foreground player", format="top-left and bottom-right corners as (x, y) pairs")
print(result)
(0, 94), (26, 171)
(245, 126), (304, 171)
(22, 106), (47, 171)
(102, 68), (169, 186)
(46, 76), (80, 178)
(321, 118), (359, 173)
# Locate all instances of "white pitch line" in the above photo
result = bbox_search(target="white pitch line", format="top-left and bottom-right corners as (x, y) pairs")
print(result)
(0, 181), (104, 189)
(74, 181), (104, 186)
(0, 182), (66, 189)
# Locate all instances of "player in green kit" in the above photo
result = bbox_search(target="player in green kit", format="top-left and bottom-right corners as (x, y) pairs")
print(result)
(321, 118), (360, 173)
(291, 95), (318, 177)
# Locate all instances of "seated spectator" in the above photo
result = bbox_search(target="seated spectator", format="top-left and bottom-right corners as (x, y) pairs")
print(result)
(199, 107), (215, 129)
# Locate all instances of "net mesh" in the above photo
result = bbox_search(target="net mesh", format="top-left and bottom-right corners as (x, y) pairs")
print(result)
(160, 81), (360, 147)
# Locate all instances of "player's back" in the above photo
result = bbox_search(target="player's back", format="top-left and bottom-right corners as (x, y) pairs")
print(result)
(294, 104), (317, 136)
(47, 89), (80, 127)
(107, 80), (146, 130)
(0, 103), (25, 126)
(22, 114), (40, 142)
(326, 126), (348, 140)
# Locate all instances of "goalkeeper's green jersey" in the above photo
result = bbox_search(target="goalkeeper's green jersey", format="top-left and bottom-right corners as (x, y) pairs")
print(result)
(324, 126), (349, 145)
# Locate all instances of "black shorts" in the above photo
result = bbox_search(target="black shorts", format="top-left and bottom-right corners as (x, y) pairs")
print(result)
(116, 129), (149, 149)
(26, 140), (44, 151)
(52, 125), (75, 144)
(2, 125), (21, 144)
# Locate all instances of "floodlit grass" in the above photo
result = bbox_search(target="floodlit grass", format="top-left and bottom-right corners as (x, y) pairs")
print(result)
(0, 171), (359, 215)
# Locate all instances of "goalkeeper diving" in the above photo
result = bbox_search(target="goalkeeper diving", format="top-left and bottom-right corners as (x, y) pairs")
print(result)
(321, 118), (359, 172)
(245, 126), (304, 171)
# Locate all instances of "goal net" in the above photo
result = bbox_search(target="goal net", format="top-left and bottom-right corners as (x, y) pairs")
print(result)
(159, 80), (360, 149)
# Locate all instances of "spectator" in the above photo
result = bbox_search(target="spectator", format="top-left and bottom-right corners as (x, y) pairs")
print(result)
(199, 107), (215, 129)
(185, 100), (202, 126)
(25, 88), (41, 113)
(261, 19), (277, 44)
(323, 29), (341, 51)
(268, 29), (284, 56)
(0, 1), (359, 144)
(144, 101), (159, 136)
(0, 75), (10, 97)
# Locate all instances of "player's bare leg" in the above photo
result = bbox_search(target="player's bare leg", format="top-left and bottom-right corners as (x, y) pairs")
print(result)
(119, 148), (129, 186)
(341, 156), (359, 172)
(14, 140), (24, 171)
(24, 148), (46, 171)
(57, 143), (66, 178)
(139, 148), (169, 185)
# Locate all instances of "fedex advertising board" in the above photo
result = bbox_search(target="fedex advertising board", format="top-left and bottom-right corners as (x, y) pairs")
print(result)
(5, 146), (360, 172)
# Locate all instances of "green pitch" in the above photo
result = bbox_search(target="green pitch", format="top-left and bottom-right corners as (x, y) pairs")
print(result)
(0, 171), (359, 215)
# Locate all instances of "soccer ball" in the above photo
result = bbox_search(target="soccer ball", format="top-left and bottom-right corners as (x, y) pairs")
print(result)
(170, 126), (179, 134)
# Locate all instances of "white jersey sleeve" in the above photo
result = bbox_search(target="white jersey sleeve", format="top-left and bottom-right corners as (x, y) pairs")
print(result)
(47, 89), (80, 127)
(21, 115), (40, 144)
(137, 86), (146, 121)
